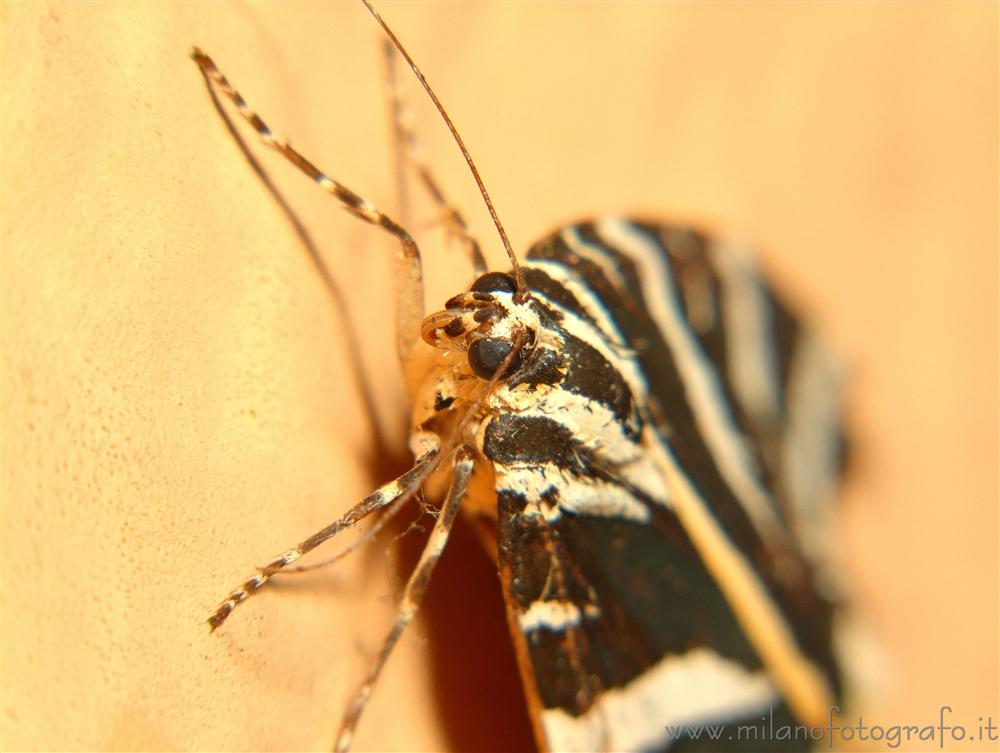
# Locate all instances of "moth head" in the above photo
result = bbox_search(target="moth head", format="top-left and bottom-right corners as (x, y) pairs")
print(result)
(420, 271), (537, 379)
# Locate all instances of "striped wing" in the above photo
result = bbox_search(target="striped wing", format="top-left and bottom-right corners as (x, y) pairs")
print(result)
(489, 218), (846, 752)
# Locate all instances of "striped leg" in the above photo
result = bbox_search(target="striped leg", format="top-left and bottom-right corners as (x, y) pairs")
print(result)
(207, 454), (438, 631)
(381, 40), (488, 275)
(191, 48), (424, 364)
(333, 446), (475, 753)
(192, 57), (395, 466)
(273, 487), (417, 575)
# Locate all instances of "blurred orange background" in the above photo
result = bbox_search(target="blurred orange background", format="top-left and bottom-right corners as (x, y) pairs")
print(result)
(2, 3), (997, 751)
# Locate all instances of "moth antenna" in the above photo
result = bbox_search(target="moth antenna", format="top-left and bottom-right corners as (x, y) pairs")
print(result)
(361, 0), (529, 301)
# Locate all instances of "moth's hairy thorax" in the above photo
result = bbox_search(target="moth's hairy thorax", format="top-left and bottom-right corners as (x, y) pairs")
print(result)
(407, 264), (667, 525)
(406, 346), (498, 519)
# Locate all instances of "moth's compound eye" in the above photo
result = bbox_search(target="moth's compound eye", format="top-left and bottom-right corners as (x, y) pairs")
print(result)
(470, 272), (518, 295)
(468, 337), (523, 379)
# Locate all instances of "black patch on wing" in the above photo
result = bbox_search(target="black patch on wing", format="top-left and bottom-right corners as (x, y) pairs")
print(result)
(484, 414), (590, 473)
(505, 288), (641, 439)
(559, 329), (635, 430)
(498, 487), (762, 716)
(766, 288), (804, 413)
(509, 346), (565, 390)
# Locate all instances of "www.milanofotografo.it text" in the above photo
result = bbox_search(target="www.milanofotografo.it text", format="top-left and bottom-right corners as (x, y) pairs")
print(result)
(664, 706), (998, 750)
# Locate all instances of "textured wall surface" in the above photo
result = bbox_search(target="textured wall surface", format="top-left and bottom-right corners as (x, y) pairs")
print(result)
(2, 3), (997, 751)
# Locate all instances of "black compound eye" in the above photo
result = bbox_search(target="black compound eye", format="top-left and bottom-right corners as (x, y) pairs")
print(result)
(470, 272), (518, 295)
(468, 337), (523, 379)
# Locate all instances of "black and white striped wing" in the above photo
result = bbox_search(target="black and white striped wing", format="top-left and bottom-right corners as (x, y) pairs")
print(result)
(489, 218), (846, 752)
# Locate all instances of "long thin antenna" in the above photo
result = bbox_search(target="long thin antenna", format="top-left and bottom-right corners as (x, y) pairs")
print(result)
(361, 0), (528, 301)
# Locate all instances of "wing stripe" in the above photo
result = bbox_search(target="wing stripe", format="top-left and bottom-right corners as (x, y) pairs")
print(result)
(781, 332), (845, 566)
(526, 259), (629, 350)
(708, 238), (784, 429)
(540, 648), (779, 753)
(645, 424), (835, 728)
(594, 217), (786, 546)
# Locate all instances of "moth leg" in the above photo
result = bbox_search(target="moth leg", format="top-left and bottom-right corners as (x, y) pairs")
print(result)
(333, 446), (475, 753)
(207, 454), (438, 631)
(272, 488), (423, 575)
(191, 48), (424, 364)
(382, 40), (488, 276)
(279, 486), (435, 577)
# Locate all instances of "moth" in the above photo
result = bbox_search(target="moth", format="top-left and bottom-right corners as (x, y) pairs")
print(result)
(195, 3), (848, 751)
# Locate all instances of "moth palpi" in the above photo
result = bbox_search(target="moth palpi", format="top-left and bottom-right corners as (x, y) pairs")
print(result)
(195, 3), (849, 751)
